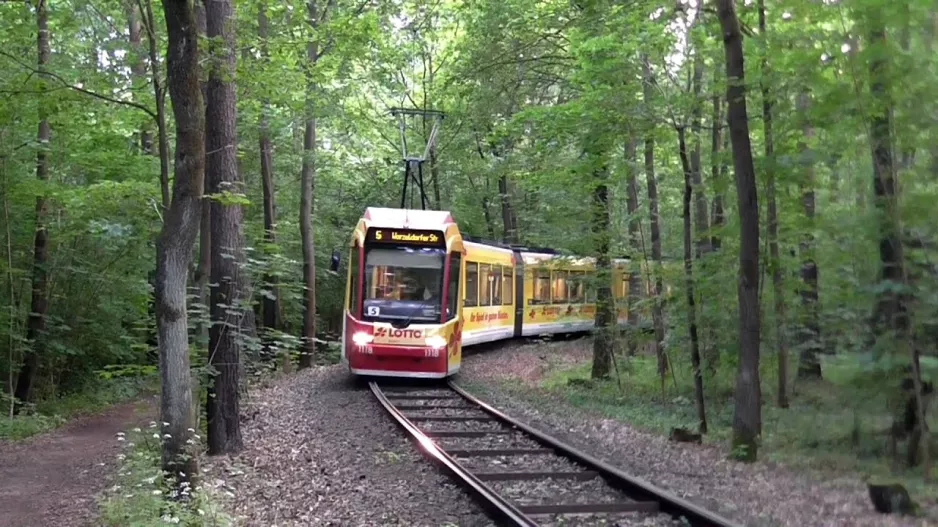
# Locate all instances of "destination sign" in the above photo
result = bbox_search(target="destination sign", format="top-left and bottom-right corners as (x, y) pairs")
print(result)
(366, 228), (444, 246)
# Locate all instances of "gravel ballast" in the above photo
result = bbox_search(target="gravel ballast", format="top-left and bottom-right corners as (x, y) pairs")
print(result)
(457, 342), (937, 527)
(210, 366), (493, 527)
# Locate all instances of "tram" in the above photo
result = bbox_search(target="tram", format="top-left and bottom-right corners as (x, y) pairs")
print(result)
(333, 206), (662, 379)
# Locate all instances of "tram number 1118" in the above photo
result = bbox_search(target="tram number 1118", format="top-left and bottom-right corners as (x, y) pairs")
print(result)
(424, 348), (440, 358)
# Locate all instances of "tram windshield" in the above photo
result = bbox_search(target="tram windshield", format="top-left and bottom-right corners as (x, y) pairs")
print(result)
(362, 247), (445, 324)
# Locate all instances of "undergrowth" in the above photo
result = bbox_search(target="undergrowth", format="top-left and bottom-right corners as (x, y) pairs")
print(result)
(98, 425), (231, 527)
(0, 368), (158, 440)
(488, 348), (938, 502)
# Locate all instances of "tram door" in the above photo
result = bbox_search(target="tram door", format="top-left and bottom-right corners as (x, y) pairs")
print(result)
(512, 250), (524, 338)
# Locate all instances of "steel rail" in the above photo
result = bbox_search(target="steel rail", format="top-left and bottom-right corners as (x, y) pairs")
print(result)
(368, 382), (537, 526)
(448, 381), (743, 527)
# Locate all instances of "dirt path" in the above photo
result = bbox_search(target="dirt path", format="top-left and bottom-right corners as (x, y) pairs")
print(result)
(0, 395), (157, 527)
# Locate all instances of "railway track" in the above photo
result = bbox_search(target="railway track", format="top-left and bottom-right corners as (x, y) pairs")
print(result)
(370, 381), (741, 527)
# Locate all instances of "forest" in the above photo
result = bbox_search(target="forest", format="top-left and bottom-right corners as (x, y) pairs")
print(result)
(1, 0), (937, 523)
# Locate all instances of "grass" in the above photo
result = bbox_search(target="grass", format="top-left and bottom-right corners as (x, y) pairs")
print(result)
(97, 426), (231, 527)
(488, 346), (938, 505)
(0, 373), (158, 440)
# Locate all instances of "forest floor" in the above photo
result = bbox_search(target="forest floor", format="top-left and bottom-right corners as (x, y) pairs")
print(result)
(0, 394), (157, 527)
(211, 364), (493, 526)
(457, 337), (938, 527)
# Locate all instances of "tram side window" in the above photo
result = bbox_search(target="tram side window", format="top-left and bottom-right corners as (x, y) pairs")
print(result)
(479, 264), (492, 306)
(447, 253), (460, 320)
(533, 268), (551, 304)
(551, 271), (568, 304)
(492, 266), (502, 305)
(568, 271), (585, 303)
(349, 245), (360, 314)
(465, 262), (479, 307)
(502, 266), (513, 305)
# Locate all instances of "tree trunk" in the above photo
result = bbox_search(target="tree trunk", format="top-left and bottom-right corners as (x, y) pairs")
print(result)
(795, 91), (822, 380)
(590, 160), (612, 380)
(140, 0), (170, 210)
(712, 112), (729, 251)
(257, 1), (282, 358)
(499, 175), (518, 244)
(690, 50), (710, 257)
(866, 23), (904, 342)
(298, 1), (322, 370)
(717, 0), (762, 462)
(678, 127), (708, 434)
(204, 0), (243, 456)
(14, 0), (51, 407)
(759, 0), (788, 409)
(125, 1), (151, 153)
(624, 138), (642, 356)
(641, 57), (668, 385)
(156, 0), (203, 486)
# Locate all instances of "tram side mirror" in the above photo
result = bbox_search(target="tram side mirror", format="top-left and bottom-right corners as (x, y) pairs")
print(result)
(329, 249), (340, 273)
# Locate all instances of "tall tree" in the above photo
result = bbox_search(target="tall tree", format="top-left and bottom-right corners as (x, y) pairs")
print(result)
(717, 0), (762, 462)
(193, 0), (211, 360)
(257, 0), (283, 360)
(298, 0), (329, 369)
(589, 144), (613, 380)
(689, 40), (710, 257)
(758, 0), (788, 408)
(641, 57), (668, 387)
(205, 0), (243, 455)
(624, 138), (642, 356)
(139, 0), (170, 211)
(678, 126), (707, 434)
(795, 90), (822, 380)
(14, 0), (51, 407)
(156, 0), (204, 484)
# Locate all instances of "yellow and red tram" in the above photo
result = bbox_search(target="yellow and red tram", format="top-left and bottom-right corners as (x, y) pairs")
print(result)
(338, 207), (657, 379)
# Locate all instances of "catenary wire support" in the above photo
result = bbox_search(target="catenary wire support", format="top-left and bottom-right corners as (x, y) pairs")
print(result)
(389, 107), (444, 210)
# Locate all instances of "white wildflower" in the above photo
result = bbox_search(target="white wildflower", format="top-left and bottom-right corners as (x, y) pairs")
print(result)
(133, 427), (142, 433)
(151, 489), (162, 495)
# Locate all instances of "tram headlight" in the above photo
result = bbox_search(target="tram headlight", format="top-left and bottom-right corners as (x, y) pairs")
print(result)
(352, 331), (373, 346)
(425, 335), (447, 349)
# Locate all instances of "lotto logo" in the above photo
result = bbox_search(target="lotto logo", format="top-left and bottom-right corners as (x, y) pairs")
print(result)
(374, 327), (423, 339)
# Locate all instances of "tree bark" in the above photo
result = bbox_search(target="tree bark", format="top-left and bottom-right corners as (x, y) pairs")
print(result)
(690, 49), (710, 257)
(204, 0), (243, 456)
(641, 57), (668, 384)
(14, 0), (51, 407)
(717, 0), (762, 462)
(156, 0), (203, 486)
(125, 1), (151, 153)
(298, 0), (323, 370)
(678, 127), (708, 434)
(868, 23), (905, 337)
(590, 158), (612, 380)
(624, 138), (642, 356)
(759, 0), (788, 409)
(257, 1), (282, 354)
(795, 91), (822, 380)
(139, 0), (170, 210)
(499, 175), (518, 244)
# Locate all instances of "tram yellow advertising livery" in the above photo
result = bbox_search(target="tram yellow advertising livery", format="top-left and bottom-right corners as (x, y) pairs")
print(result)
(334, 206), (668, 380)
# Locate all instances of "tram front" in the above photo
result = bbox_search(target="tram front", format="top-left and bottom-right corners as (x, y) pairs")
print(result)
(340, 208), (464, 378)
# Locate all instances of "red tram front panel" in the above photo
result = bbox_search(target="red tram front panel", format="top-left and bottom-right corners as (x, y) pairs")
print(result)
(343, 315), (462, 378)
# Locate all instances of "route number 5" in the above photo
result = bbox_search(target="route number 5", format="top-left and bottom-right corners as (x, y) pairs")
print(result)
(367, 306), (380, 316)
